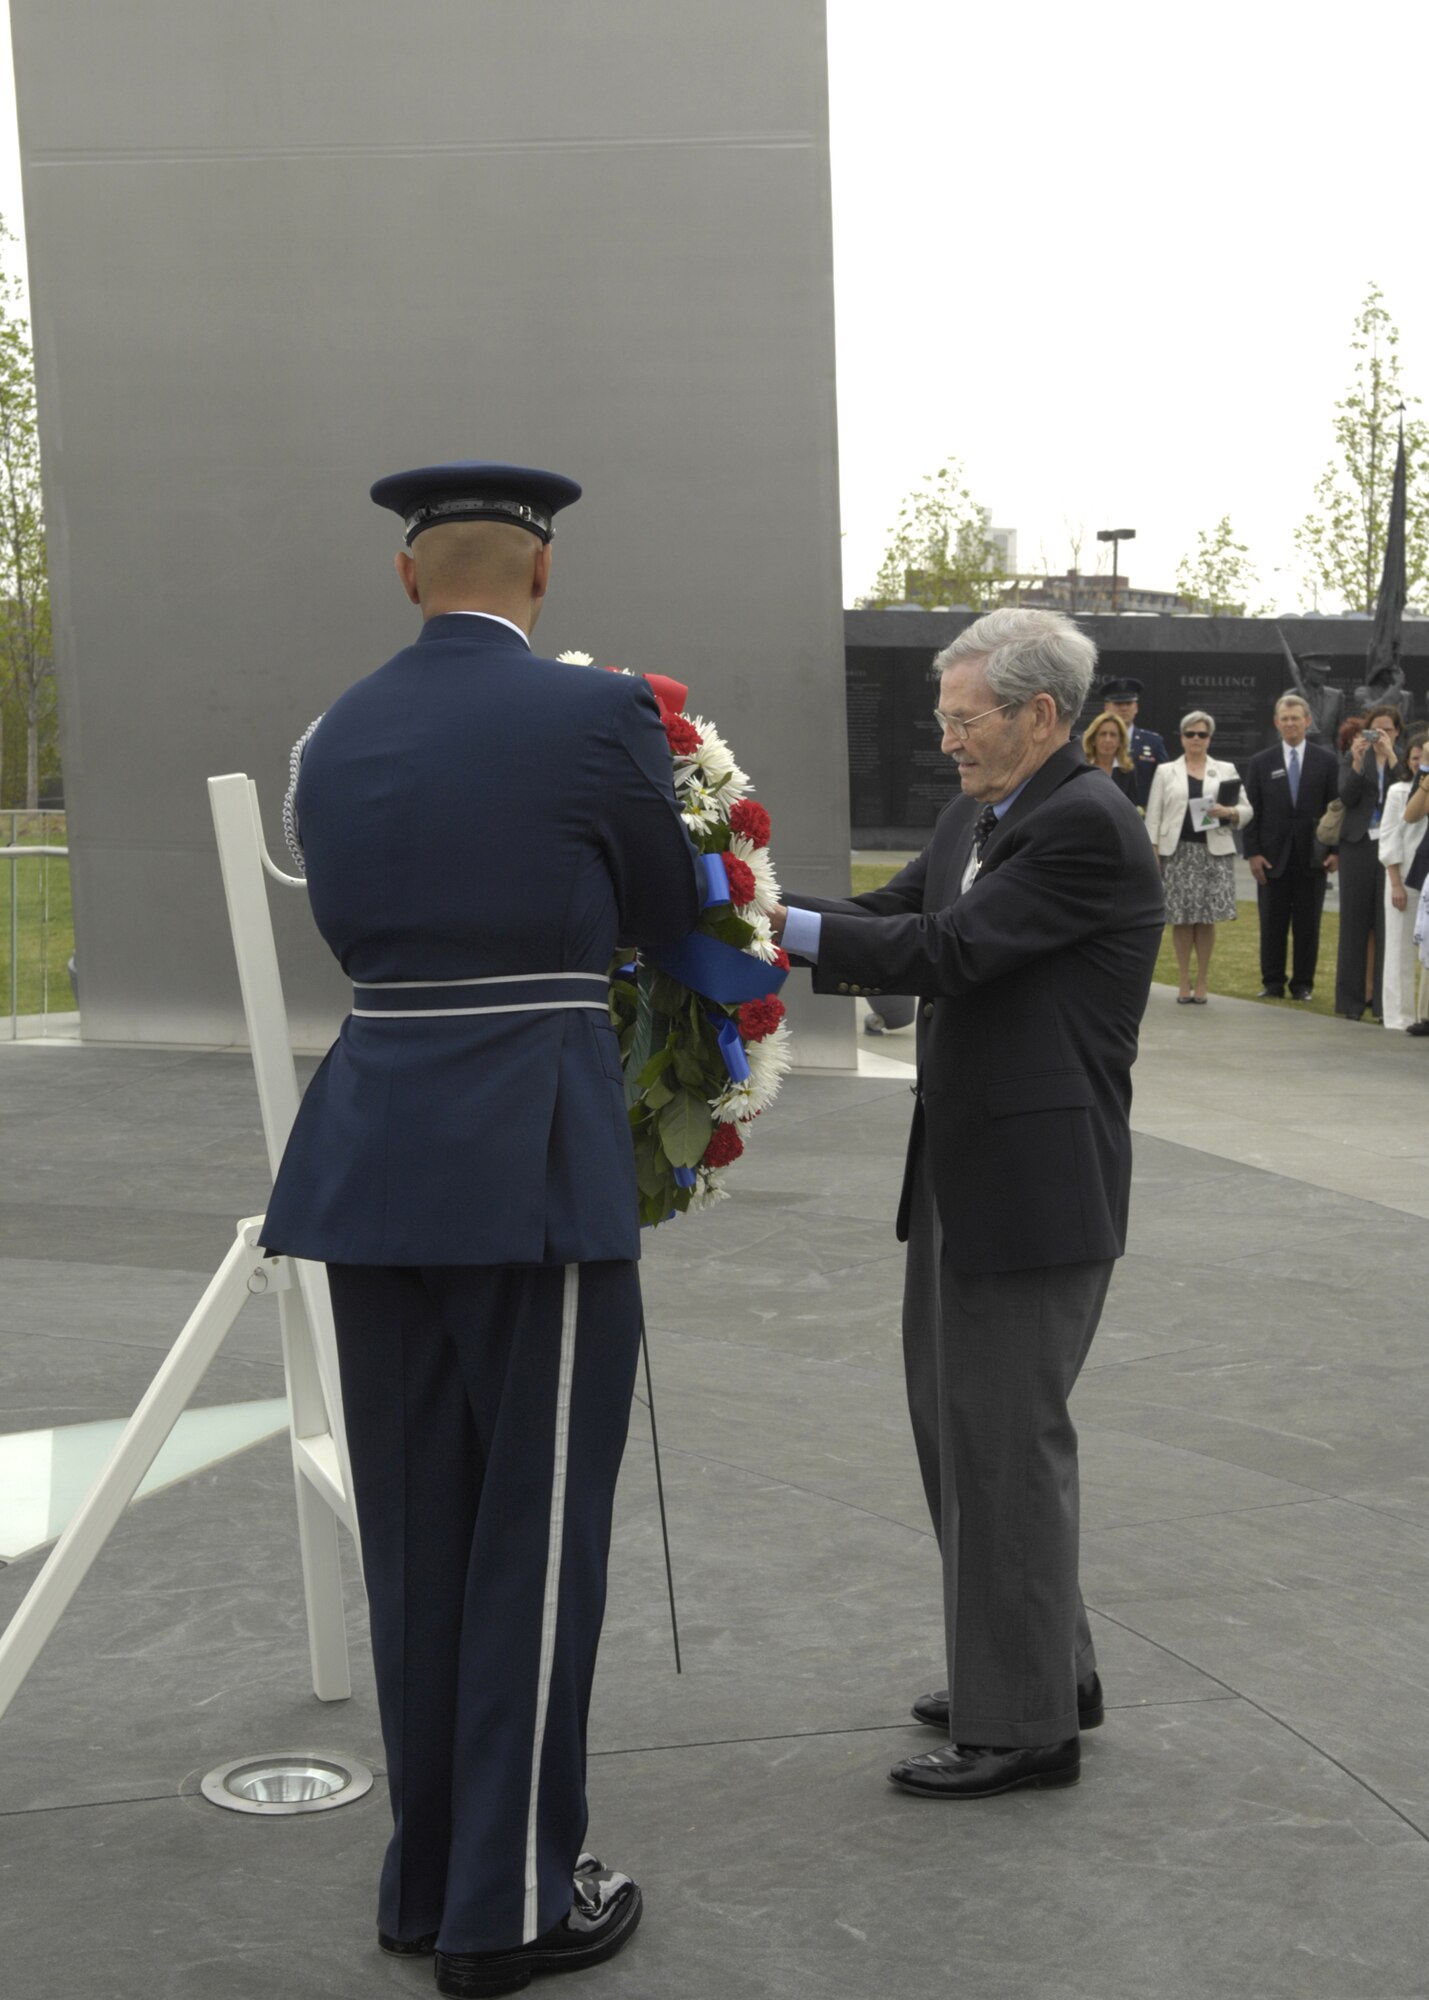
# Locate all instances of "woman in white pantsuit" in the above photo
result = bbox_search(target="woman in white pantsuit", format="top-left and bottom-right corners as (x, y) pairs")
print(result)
(1378, 732), (1427, 1032)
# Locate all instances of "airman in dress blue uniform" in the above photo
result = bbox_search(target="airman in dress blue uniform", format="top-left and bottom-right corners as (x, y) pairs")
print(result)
(262, 462), (700, 1998)
(1100, 676), (1167, 809)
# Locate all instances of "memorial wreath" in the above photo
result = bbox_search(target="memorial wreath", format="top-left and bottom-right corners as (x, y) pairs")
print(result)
(558, 653), (791, 1225)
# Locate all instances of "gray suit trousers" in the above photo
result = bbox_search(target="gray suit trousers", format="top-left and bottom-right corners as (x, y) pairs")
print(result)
(902, 1147), (1112, 1747)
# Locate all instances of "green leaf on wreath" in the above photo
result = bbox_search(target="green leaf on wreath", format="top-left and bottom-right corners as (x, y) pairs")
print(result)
(643, 1076), (674, 1110)
(671, 1039), (709, 1090)
(634, 1139), (668, 1198)
(633, 1045), (673, 1091)
(657, 1089), (713, 1168)
(624, 967), (657, 1106)
(701, 909), (756, 949)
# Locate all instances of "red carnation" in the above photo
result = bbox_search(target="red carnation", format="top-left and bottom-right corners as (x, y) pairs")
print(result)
(722, 853), (757, 907)
(665, 714), (704, 756)
(738, 997), (786, 1043)
(729, 799), (772, 848)
(773, 948), (790, 970)
(701, 1122), (745, 1170)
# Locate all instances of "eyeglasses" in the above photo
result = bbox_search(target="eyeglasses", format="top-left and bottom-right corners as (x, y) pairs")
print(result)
(932, 699), (1022, 742)
(1182, 729), (1210, 739)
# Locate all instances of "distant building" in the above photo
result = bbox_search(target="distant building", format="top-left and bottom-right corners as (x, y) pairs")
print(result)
(983, 512), (1017, 574)
(1003, 571), (1186, 616)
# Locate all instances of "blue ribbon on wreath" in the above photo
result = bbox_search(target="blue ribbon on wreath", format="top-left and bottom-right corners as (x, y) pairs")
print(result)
(648, 931), (787, 1006)
(707, 1009), (750, 1083)
(698, 853), (731, 907)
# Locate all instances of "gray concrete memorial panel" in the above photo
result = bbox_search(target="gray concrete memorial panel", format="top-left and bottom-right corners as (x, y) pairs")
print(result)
(11, 2), (851, 1060)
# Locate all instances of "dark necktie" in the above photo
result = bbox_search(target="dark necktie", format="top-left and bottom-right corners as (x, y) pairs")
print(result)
(1288, 746), (1300, 804)
(972, 804), (999, 863)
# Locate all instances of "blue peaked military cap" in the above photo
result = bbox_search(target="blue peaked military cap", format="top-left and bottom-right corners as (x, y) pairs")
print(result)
(370, 460), (582, 545)
(1100, 677), (1144, 700)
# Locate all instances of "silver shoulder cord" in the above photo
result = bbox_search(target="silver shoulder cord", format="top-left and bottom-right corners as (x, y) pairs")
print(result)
(282, 715), (325, 876)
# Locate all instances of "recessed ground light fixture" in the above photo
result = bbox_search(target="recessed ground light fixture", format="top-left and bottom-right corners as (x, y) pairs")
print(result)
(200, 1752), (373, 1816)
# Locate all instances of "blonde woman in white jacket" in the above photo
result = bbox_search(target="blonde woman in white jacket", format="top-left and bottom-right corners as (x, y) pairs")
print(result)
(1144, 711), (1253, 1004)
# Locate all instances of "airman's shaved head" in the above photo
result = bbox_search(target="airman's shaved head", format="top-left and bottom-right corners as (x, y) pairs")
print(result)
(396, 519), (552, 631)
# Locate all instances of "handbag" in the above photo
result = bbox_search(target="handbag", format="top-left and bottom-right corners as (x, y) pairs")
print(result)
(1316, 799), (1345, 846)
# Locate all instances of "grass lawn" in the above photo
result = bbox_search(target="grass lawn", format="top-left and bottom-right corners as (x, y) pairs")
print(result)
(0, 833), (74, 1018)
(850, 859), (1345, 1017)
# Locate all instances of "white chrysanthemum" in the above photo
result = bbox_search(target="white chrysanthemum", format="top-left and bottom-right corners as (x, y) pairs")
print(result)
(686, 1167), (732, 1212)
(555, 649), (596, 666)
(744, 910), (779, 963)
(686, 716), (751, 803)
(710, 1075), (756, 1124)
(684, 716), (736, 783)
(730, 833), (781, 917)
(747, 1023), (792, 1105)
(679, 782), (726, 836)
(712, 1046), (788, 1122)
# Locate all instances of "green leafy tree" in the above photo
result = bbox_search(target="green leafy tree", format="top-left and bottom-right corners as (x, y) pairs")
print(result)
(0, 220), (54, 810)
(1175, 515), (1267, 616)
(1295, 284), (1429, 613)
(862, 459), (1005, 610)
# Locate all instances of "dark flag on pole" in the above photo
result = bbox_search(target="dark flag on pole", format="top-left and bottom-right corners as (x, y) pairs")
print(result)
(1274, 622), (1303, 686)
(1365, 412), (1407, 693)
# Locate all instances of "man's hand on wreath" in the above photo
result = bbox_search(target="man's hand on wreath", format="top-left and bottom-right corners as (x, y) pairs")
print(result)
(769, 902), (788, 941)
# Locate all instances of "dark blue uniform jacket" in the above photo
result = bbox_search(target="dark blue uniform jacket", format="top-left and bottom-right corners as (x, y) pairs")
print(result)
(261, 615), (701, 1267)
(1129, 724), (1168, 807)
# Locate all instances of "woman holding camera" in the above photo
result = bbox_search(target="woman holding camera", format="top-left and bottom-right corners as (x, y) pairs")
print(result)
(1334, 703), (1407, 1020)
(1144, 710), (1252, 1004)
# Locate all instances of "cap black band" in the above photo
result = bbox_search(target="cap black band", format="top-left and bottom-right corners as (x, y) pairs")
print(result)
(404, 497), (555, 544)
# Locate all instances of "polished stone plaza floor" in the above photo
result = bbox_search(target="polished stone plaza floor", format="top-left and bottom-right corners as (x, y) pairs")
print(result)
(2, 991), (1428, 1999)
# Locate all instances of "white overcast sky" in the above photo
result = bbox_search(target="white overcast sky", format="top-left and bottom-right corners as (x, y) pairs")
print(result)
(0, 5), (1424, 612)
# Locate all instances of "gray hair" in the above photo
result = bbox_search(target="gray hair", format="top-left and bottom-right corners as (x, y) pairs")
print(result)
(1275, 691), (1311, 718)
(1179, 709), (1215, 737)
(933, 608), (1096, 723)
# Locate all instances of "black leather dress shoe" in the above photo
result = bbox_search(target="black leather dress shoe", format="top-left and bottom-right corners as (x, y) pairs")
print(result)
(1289, 986), (1313, 1001)
(1259, 985), (1284, 998)
(889, 1737), (1080, 1798)
(912, 1670), (1104, 1733)
(435, 1858), (641, 1998)
(378, 1928), (438, 1956)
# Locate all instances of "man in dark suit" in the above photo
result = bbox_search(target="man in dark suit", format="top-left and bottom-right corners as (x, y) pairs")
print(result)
(774, 608), (1164, 1799)
(262, 462), (699, 1997)
(1243, 692), (1340, 1000)
(1101, 675), (1167, 807)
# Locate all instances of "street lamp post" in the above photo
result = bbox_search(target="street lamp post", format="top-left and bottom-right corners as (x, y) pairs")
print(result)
(1096, 527), (1136, 615)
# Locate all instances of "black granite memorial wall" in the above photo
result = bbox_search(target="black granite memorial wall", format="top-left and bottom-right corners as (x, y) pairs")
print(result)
(844, 610), (1429, 846)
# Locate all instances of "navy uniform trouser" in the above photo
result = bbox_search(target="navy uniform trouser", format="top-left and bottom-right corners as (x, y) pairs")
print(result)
(326, 1260), (642, 1954)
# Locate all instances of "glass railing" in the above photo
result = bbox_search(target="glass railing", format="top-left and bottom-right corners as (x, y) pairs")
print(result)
(0, 809), (75, 1040)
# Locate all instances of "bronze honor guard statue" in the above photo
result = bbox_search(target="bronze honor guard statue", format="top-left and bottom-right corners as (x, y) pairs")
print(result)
(262, 463), (700, 1998)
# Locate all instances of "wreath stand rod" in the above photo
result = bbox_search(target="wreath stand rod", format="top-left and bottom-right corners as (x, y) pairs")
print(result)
(0, 776), (358, 1725)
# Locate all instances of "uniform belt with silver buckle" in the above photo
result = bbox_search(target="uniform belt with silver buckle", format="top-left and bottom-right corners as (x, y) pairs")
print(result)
(350, 972), (610, 1020)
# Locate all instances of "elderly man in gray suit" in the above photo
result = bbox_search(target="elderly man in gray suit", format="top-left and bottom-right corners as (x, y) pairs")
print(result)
(775, 608), (1164, 1798)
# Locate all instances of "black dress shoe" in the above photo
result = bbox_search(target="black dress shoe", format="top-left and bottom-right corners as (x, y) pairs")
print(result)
(435, 1859), (641, 1998)
(1259, 985), (1285, 998)
(1289, 986), (1312, 1001)
(379, 1929), (438, 1957)
(889, 1737), (1080, 1798)
(1407, 1020), (1429, 1036)
(912, 1670), (1104, 1733)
